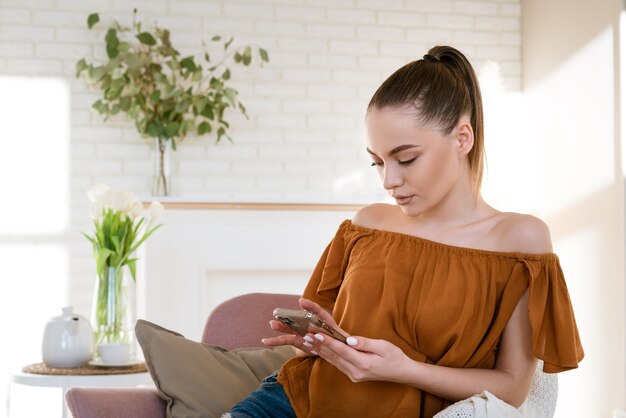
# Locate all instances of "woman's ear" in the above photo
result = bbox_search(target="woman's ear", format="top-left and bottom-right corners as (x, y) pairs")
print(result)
(456, 120), (474, 156)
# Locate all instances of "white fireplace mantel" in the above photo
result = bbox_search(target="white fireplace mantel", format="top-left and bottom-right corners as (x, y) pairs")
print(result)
(137, 202), (361, 341)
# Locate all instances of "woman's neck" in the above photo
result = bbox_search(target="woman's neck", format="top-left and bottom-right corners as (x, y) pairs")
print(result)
(412, 178), (495, 231)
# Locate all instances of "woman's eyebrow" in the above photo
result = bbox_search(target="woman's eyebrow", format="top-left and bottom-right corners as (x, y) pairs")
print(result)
(366, 144), (421, 157)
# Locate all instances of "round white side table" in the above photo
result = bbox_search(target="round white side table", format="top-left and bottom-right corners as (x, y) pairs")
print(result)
(8, 368), (154, 418)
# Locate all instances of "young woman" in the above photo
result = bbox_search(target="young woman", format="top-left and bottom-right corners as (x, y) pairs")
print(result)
(225, 45), (584, 418)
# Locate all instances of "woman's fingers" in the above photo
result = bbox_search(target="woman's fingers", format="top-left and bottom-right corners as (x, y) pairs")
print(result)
(299, 298), (342, 330)
(308, 333), (409, 383)
(269, 319), (295, 334)
(262, 333), (300, 347)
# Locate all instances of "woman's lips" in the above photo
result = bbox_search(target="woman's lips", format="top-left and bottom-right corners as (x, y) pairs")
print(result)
(394, 195), (414, 205)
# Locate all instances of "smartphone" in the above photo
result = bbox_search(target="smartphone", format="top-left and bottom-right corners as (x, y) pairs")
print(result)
(272, 308), (348, 343)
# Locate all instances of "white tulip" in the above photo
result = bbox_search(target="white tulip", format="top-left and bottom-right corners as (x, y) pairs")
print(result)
(89, 202), (104, 219)
(87, 184), (109, 204)
(131, 201), (144, 218)
(148, 201), (164, 221)
(118, 191), (136, 214)
(99, 188), (116, 210)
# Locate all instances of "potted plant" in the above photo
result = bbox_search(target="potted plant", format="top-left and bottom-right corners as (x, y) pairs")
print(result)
(76, 10), (269, 195)
(83, 184), (163, 352)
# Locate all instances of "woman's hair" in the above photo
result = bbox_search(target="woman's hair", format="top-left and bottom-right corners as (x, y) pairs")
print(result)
(367, 45), (485, 193)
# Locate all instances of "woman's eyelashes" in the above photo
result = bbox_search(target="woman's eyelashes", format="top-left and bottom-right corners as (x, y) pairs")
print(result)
(370, 156), (418, 167)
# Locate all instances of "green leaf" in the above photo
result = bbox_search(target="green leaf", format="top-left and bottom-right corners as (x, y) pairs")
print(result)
(127, 224), (163, 254)
(127, 258), (137, 281)
(222, 69), (230, 80)
(204, 52), (210, 62)
(180, 56), (197, 73)
(209, 77), (222, 89)
(182, 119), (195, 133)
(160, 29), (171, 46)
(211, 35), (221, 41)
(224, 36), (233, 50)
(242, 46), (252, 65)
(192, 69), (203, 82)
(146, 123), (160, 137)
(120, 96), (132, 111)
(89, 66), (106, 81)
(197, 121), (211, 135)
(111, 235), (121, 253)
(82, 232), (96, 248)
(224, 87), (237, 105)
(216, 126), (228, 143)
(75, 58), (87, 77)
(234, 52), (242, 63)
(137, 32), (157, 46)
(259, 48), (269, 62)
(105, 28), (119, 59)
(200, 103), (214, 119)
(238, 102), (248, 118)
(193, 98), (206, 115)
(151, 89), (161, 103)
(165, 121), (179, 137)
(92, 99), (108, 114)
(96, 248), (114, 277)
(87, 13), (99, 29)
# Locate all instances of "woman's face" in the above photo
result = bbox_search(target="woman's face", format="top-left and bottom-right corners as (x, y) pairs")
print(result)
(365, 106), (471, 217)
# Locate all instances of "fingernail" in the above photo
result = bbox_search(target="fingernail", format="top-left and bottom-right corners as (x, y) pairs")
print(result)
(346, 337), (358, 346)
(303, 335), (314, 343)
(303, 341), (312, 348)
(314, 333), (325, 342)
(261, 339), (267, 344)
(311, 350), (318, 356)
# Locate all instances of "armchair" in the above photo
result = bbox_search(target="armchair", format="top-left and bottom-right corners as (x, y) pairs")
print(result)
(65, 292), (301, 418)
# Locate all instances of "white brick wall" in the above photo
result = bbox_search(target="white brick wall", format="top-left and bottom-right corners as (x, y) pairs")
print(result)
(0, 0), (522, 317)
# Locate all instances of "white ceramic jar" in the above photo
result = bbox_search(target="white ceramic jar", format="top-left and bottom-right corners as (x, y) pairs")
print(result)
(42, 307), (94, 368)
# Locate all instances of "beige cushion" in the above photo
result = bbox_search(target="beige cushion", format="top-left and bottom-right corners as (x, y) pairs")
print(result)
(135, 319), (295, 418)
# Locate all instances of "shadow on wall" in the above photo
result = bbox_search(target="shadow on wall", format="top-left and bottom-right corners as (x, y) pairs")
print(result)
(522, 0), (624, 416)
(522, 0), (618, 89)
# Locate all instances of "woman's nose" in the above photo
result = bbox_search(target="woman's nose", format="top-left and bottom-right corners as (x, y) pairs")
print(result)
(382, 166), (402, 190)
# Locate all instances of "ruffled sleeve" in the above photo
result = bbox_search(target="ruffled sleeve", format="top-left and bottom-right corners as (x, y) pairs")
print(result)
(524, 255), (584, 373)
(302, 220), (370, 312)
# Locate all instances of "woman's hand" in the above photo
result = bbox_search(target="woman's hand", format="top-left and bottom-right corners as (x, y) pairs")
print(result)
(297, 299), (411, 383)
(306, 331), (411, 384)
(261, 319), (316, 356)
(260, 298), (333, 357)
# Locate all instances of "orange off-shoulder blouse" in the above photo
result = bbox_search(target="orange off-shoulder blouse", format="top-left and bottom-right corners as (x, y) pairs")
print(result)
(277, 219), (584, 418)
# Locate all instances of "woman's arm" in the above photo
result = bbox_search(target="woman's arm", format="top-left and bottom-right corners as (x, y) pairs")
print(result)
(406, 290), (536, 407)
(308, 291), (537, 408)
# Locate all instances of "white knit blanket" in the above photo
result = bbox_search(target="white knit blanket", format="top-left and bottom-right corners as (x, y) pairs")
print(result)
(434, 391), (521, 418)
(434, 361), (557, 418)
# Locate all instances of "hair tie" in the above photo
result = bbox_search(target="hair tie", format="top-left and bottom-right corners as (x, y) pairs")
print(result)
(423, 54), (440, 62)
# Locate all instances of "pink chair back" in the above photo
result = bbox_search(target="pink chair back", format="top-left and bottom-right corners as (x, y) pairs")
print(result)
(201, 292), (301, 349)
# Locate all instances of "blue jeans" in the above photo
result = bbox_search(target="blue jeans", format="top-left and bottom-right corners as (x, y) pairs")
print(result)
(224, 372), (296, 418)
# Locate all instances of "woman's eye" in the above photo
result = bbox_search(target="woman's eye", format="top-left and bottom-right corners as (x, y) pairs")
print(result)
(370, 161), (383, 167)
(399, 157), (417, 165)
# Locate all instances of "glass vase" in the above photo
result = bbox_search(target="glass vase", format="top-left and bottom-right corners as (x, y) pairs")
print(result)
(91, 265), (135, 347)
(152, 137), (171, 196)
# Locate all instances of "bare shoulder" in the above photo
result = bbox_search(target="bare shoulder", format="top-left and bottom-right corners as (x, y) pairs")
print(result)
(351, 203), (397, 230)
(494, 212), (553, 254)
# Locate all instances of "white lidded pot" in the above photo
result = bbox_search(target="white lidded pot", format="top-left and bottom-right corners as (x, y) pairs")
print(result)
(42, 307), (94, 368)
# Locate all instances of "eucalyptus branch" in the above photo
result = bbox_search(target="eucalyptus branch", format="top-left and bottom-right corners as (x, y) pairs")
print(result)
(76, 10), (269, 146)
